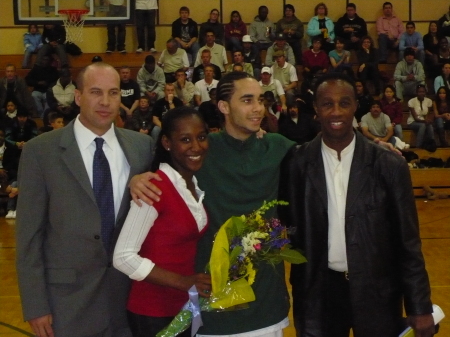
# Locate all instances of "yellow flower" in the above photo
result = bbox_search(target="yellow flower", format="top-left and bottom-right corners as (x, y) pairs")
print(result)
(246, 261), (256, 285)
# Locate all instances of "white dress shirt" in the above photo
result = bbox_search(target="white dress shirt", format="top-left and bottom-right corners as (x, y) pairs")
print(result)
(113, 163), (207, 281)
(73, 115), (130, 219)
(321, 135), (355, 272)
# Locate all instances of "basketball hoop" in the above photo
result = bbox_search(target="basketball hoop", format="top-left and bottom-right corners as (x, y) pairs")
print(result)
(58, 9), (89, 43)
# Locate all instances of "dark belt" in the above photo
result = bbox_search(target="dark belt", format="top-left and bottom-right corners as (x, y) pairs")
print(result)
(328, 268), (349, 281)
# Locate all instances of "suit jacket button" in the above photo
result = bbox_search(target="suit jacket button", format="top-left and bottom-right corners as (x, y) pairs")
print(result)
(94, 235), (100, 240)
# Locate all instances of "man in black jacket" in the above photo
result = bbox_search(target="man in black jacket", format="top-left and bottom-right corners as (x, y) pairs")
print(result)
(172, 6), (199, 66)
(334, 3), (368, 50)
(35, 24), (68, 67)
(25, 56), (59, 118)
(281, 73), (434, 337)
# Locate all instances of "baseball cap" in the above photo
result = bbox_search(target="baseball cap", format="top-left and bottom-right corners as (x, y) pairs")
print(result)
(242, 35), (252, 43)
(275, 33), (286, 40)
(261, 67), (272, 74)
(273, 50), (285, 57)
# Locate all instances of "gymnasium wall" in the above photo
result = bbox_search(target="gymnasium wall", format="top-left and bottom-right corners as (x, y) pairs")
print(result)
(0, 0), (449, 55)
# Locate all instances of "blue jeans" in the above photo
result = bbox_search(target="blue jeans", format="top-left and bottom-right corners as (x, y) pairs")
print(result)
(32, 91), (47, 118)
(394, 124), (404, 140)
(22, 46), (39, 68)
(183, 42), (199, 66)
(7, 181), (17, 211)
(225, 37), (242, 52)
(409, 122), (434, 148)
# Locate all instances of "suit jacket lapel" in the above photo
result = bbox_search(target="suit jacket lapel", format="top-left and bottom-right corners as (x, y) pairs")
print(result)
(60, 121), (96, 204)
(346, 133), (371, 214)
(115, 127), (145, 222)
(305, 135), (328, 208)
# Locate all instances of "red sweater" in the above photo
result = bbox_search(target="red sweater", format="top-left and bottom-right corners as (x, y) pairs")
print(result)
(127, 170), (208, 317)
(380, 97), (403, 125)
(224, 21), (247, 40)
(302, 49), (329, 71)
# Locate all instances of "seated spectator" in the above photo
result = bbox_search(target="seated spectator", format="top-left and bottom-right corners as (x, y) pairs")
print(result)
(376, 2), (404, 63)
(407, 84), (435, 148)
(192, 49), (222, 84)
(307, 2), (335, 54)
(271, 50), (298, 107)
(171, 6), (199, 67)
(224, 11), (247, 52)
(394, 47), (425, 100)
(25, 55), (59, 118)
(354, 80), (374, 122)
(0, 129), (20, 219)
(173, 68), (194, 106)
(296, 81), (316, 117)
(260, 91), (278, 133)
(249, 6), (276, 52)
(36, 24), (69, 67)
(226, 50), (254, 76)
(265, 33), (296, 67)
(276, 4), (304, 65)
(361, 100), (406, 149)
(434, 62), (450, 93)
(39, 111), (64, 134)
(399, 21), (425, 65)
(130, 96), (159, 140)
(242, 35), (262, 80)
(194, 30), (228, 73)
(119, 65), (141, 123)
(198, 88), (222, 132)
(423, 21), (441, 74)
(334, 3), (368, 51)
(433, 86), (450, 147)
(153, 83), (183, 129)
(437, 5), (450, 38)
(0, 64), (37, 117)
(262, 90), (280, 120)
(259, 67), (287, 112)
(329, 37), (354, 78)
(199, 9), (224, 46)
(137, 55), (166, 102)
(232, 64), (244, 72)
(45, 67), (78, 124)
(436, 37), (450, 68)
(22, 24), (42, 69)
(380, 85), (404, 140)
(194, 65), (219, 106)
(5, 108), (37, 153)
(357, 35), (381, 96)
(158, 39), (189, 83)
(3, 100), (18, 123)
(278, 103), (318, 144)
(302, 36), (329, 81)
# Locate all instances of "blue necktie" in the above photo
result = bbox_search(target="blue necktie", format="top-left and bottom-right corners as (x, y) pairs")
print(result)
(93, 138), (115, 250)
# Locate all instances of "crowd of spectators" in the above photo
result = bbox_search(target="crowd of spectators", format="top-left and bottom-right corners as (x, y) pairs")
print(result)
(1, 0), (450, 207)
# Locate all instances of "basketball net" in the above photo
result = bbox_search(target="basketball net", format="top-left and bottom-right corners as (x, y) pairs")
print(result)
(58, 10), (89, 43)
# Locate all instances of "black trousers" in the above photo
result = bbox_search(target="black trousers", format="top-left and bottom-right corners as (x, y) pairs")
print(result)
(127, 311), (192, 337)
(135, 9), (156, 50)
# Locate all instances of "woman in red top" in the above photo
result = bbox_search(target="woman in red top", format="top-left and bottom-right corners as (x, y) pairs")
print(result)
(114, 107), (211, 337)
(380, 85), (404, 140)
(224, 11), (247, 52)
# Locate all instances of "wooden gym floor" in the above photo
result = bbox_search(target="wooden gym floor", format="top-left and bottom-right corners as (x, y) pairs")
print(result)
(1, 199), (449, 337)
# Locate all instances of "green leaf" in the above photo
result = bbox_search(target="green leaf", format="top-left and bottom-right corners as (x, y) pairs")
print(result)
(230, 216), (246, 236)
(279, 249), (307, 264)
(229, 246), (243, 263)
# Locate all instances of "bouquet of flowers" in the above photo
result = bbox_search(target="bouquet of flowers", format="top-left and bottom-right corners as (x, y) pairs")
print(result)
(157, 200), (306, 337)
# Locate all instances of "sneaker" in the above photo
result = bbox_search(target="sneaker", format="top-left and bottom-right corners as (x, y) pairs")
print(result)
(136, 48), (143, 53)
(106, 50), (113, 53)
(149, 48), (157, 53)
(119, 49), (126, 54)
(5, 210), (14, 219)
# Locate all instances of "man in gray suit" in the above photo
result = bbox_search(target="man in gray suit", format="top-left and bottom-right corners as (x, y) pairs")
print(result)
(16, 62), (153, 337)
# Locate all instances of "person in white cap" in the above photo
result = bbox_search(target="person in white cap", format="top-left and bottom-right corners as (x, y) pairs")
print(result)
(259, 66), (287, 112)
(242, 35), (262, 79)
